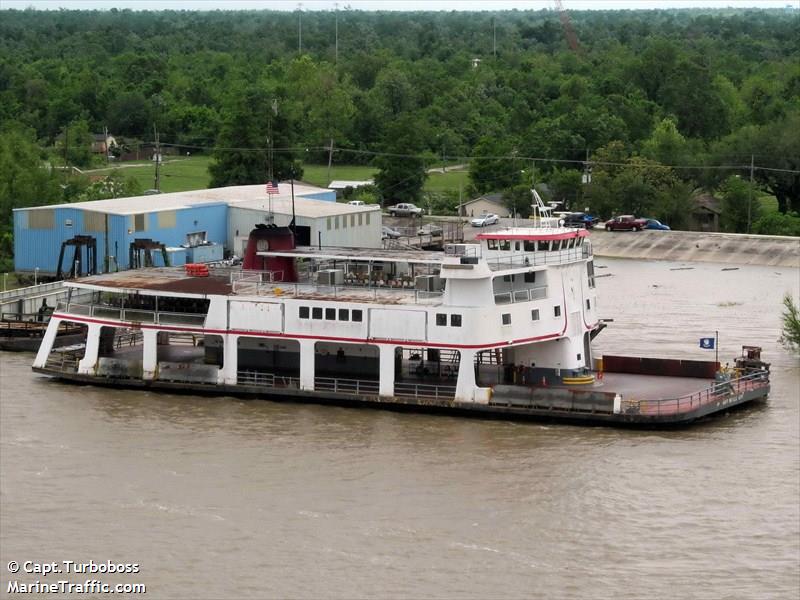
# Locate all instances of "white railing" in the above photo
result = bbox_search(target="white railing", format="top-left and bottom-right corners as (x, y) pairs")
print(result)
(486, 246), (590, 271)
(395, 382), (456, 400)
(314, 376), (380, 395)
(56, 301), (206, 327)
(0, 280), (65, 302)
(236, 281), (444, 305)
(237, 370), (300, 389)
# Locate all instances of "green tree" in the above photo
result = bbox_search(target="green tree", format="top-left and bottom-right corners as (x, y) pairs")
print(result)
(642, 118), (688, 167)
(779, 294), (800, 354)
(0, 124), (62, 268)
(468, 137), (522, 195)
(547, 168), (584, 211)
(77, 171), (143, 202)
(720, 176), (760, 233)
(712, 113), (800, 215)
(56, 119), (94, 168)
(502, 184), (532, 218)
(374, 116), (427, 205)
(209, 88), (301, 187)
(752, 211), (800, 237)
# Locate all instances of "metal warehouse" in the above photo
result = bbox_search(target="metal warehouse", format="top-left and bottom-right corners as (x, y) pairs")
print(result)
(228, 194), (382, 257)
(12, 182), (371, 276)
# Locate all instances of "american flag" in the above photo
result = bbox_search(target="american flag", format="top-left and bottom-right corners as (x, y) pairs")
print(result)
(265, 180), (280, 195)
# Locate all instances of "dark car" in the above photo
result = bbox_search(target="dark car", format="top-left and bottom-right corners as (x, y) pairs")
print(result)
(604, 215), (648, 231)
(644, 218), (671, 231)
(562, 212), (599, 229)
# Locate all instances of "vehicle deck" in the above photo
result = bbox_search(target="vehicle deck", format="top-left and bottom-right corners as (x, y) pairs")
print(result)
(567, 372), (716, 401)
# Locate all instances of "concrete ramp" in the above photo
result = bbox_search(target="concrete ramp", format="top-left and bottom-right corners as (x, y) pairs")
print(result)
(590, 229), (799, 267)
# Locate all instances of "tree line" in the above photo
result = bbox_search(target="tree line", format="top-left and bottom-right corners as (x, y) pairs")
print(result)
(1, 7), (799, 269)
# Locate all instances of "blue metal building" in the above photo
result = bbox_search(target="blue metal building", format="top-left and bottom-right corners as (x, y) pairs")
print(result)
(12, 184), (338, 276)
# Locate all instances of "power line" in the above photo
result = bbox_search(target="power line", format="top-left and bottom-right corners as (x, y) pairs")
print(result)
(156, 141), (800, 175)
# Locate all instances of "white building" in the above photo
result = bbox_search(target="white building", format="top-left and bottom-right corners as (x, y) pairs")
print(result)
(228, 192), (382, 256)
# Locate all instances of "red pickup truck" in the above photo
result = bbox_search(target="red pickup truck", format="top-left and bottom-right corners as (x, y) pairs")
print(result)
(604, 215), (648, 231)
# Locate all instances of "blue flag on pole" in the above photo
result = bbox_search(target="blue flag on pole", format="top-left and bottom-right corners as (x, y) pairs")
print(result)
(699, 337), (715, 349)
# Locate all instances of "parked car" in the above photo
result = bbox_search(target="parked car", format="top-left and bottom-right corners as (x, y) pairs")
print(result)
(562, 212), (600, 229)
(347, 200), (366, 206)
(387, 202), (423, 217)
(417, 223), (443, 236)
(644, 218), (671, 231)
(382, 226), (402, 239)
(604, 215), (648, 231)
(470, 213), (500, 227)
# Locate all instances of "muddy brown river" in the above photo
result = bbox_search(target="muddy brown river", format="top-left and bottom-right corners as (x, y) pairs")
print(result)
(1, 258), (798, 598)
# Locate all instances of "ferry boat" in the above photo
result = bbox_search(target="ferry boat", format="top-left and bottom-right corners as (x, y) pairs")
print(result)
(32, 197), (770, 426)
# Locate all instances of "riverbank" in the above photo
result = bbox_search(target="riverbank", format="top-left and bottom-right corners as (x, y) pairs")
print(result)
(589, 229), (800, 267)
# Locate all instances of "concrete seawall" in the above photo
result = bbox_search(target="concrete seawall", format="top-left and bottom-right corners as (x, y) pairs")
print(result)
(589, 229), (800, 268)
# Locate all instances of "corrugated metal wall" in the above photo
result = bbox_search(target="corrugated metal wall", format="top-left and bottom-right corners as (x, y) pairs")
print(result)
(13, 203), (228, 274)
(228, 206), (382, 255)
(302, 191), (337, 202)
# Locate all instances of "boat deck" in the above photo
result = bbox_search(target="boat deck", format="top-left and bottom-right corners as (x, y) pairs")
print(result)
(564, 372), (715, 401)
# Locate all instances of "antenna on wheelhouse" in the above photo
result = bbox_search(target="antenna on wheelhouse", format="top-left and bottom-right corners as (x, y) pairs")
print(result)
(531, 189), (560, 228)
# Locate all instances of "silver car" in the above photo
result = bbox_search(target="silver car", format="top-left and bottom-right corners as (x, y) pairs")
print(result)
(470, 213), (500, 227)
(382, 226), (402, 239)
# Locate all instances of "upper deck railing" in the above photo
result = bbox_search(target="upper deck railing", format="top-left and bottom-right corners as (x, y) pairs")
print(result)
(234, 280), (444, 305)
(486, 245), (590, 271)
(55, 299), (206, 326)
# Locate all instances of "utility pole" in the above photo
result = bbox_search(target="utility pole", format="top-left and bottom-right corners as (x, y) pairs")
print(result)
(103, 125), (109, 165)
(153, 123), (161, 192)
(63, 125), (69, 181)
(297, 3), (303, 54)
(747, 154), (754, 234)
(327, 138), (335, 185)
(268, 98), (278, 181)
(334, 2), (339, 64)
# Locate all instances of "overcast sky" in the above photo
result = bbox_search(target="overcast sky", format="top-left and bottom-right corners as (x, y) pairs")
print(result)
(3, 0), (797, 11)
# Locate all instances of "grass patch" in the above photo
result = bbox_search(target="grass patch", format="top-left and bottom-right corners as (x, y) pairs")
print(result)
(1, 272), (26, 291)
(85, 159), (473, 196)
(758, 194), (779, 214)
(301, 164), (377, 187)
(89, 155), (213, 193)
(424, 169), (470, 192)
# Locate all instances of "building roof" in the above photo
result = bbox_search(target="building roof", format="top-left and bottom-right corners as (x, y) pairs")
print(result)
(14, 183), (347, 217)
(328, 180), (374, 190)
(232, 196), (381, 219)
(691, 193), (723, 215)
(459, 193), (506, 209)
